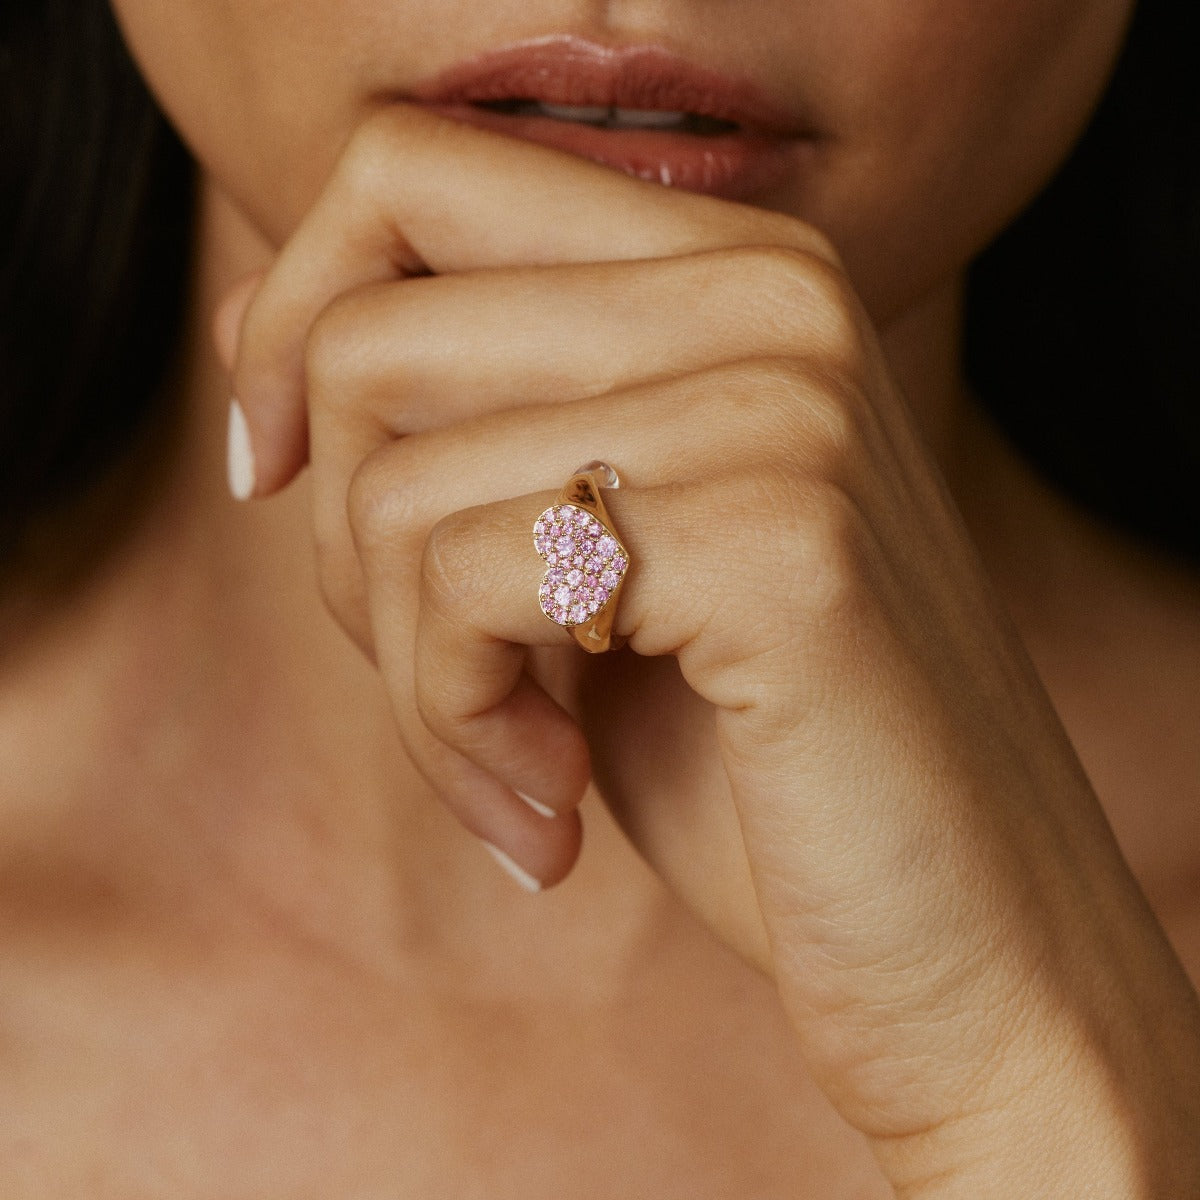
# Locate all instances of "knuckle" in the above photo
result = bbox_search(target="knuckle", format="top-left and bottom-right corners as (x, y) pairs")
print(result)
(735, 242), (816, 292)
(344, 108), (406, 180)
(736, 245), (866, 364)
(419, 508), (490, 617)
(412, 671), (487, 755)
(716, 355), (872, 486)
(412, 673), (457, 742)
(304, 283), (411, 411)
(342, 105), (471, 200)
(723, 208), (844, 271)
(346, 445), (414, 558)
(304, 291), (361, 400)
(790, 370), (873, 485)
(743, 354), (831, 420)
(793, 481), (876, 624)
(798, 225), (842, 270)
(701, 356), (815, 457)
(758, 210), (845, 269)
(742, 468), (874, 626)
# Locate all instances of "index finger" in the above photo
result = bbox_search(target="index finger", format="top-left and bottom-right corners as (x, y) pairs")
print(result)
(232, 102), (838, 493)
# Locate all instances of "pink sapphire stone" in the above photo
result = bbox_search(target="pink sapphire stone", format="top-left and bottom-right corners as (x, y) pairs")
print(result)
(533, 503), (629, 628)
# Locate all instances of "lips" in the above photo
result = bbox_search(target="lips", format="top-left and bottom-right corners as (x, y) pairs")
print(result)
(406, 35), (813, 199)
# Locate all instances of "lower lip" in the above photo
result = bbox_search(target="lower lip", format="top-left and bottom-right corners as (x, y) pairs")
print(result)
(416, 102), (803, 200)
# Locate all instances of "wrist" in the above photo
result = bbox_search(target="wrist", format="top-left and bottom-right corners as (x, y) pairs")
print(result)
(881, 1032), (1200, 1199)
(875, 895), (1200, 1198)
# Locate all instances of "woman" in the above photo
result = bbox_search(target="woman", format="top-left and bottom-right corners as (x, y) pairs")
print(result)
(2, 0), (1198, 1194)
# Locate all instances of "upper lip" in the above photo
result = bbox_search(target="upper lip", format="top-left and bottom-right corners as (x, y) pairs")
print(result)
(408, 34), (809, 138)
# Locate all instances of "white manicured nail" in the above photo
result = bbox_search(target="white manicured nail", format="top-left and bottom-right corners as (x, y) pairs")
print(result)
(517, 791), (557, 819)
(481, 841), (542, 894)
(226, 399), (256, 501)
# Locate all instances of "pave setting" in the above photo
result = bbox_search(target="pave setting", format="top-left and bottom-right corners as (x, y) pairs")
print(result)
(534, 503), (628, 627)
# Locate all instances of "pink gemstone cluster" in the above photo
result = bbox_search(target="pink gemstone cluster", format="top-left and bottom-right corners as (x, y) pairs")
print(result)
(533, 504), (628, 627)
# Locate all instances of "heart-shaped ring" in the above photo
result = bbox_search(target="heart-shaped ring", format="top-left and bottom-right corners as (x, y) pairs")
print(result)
(533, 461), (629, 653)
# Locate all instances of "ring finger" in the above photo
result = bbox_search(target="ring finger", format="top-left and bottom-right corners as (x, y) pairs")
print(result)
(348, 361), (825, 889)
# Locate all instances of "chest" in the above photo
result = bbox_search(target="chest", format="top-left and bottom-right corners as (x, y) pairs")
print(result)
(1, 936), (888, 1200)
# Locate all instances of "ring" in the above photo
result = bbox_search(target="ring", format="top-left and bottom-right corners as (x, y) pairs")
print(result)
(533, 460), (629, 654)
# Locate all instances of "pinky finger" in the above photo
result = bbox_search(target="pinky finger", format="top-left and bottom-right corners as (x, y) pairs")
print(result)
(412, 728), (585, 894)
(410, 509), (595, 888)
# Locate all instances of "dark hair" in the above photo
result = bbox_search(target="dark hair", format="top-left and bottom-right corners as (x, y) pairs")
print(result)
(965, 0), (1199, 561)
(1, 1), (1196, 569)
(0, 0), (194, 568)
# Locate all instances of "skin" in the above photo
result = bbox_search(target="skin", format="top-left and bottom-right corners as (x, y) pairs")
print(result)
(4, 0), (1200, 1195)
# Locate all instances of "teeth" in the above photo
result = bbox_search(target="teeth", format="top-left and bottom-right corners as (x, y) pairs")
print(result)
(530, 102), (690, 130)
(608, 108), (689, 129)
(535, 102), (611, 123)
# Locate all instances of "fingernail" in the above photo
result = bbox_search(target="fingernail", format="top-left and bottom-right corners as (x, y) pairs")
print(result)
(481, 841), (542, 894)
(517, 791), (557, 819)
(226, 398), (256, 501)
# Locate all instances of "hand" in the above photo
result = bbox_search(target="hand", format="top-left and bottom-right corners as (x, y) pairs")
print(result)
(221, 106), (1200, 1195)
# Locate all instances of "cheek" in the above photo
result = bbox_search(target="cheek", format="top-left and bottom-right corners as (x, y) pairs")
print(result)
(108, 0), (363, 243)
(794, 0), (1135, 320)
